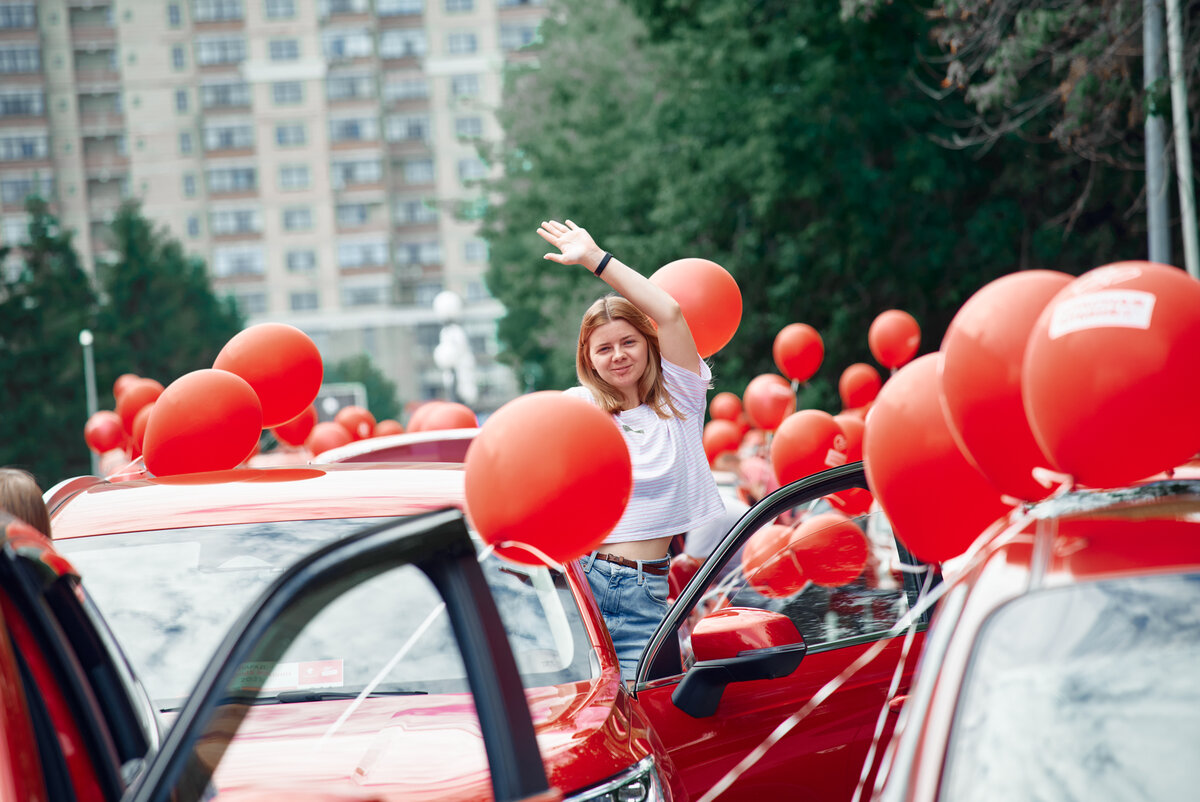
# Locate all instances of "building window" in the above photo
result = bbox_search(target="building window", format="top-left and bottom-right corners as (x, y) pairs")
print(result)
(396, 240), (440, 265)
(275, 122), (305, 146)
(0, 45), (40, 74)
(336, 203), (371, 227)
(337, 239), (388, 268)
(500, 24), (538, 51)
(283, 206), (313, 231)
(175, 89), (189, 112)
(286, 249), (316, 272)
(446, 32), (477, 55)
(450, 74), (479, 98)
(329, 117), (377, 142)
(193, 0), (244, 23)
(326, 73), (373, 101)
(379, 29), (427, 59)
(319, 0), (368, 15)
(207, 166), (257, 193)
(0, 176), (53, 204)
(382, 75), (429, 102)
(331, 159), (382, 188)
(171, 46), (186, 70)
(200, 81), (250, 109)
(187, 215), (201, 237)
(183, 174), (197, 196)
(457, 157), (486, 182)
(466, 279), (490, 301)
(230, 291), (267, 315)
(394, 199), (437, 225)
(415, 281), (443, 307)
(454, 116), (482, 139)
(269, 39), (300, 61)
(264, 0), (295, 19)
(377, 0), (423, 14)
(497, 0), (544, 5)
(0, 89), (44, 117)
(341, 284), (388, 307)
(401, 158), (434, 184)
(464, 238), (487, 262)
(179, 131), (193, 154)
(321, 30), (372, 61)
(384, 113), (429, 142)
(279, 164), (309, 190)
(290, 291), (319, 311)
(0, 135), (48, 161)
(0, 4), (37, 29)
(272, 81), (304, 105)
(210, 208), (261, 235)
(212, 246), (265, 277)
(445, 0), (473, 11)
(203, 123), (253, 151)
(167, 4), (182, 26)
(195, 37), (246, 66)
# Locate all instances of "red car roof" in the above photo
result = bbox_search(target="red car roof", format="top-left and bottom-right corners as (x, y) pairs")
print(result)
(50, 463), (467, 539)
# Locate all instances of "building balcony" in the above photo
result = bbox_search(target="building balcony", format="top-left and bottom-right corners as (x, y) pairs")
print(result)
(82, 152), (128, 175)
(66, 0), (113, 8)
(73, 68), (122, 88)
(77, 110), (124, 135)
(70, 26), (117, 50)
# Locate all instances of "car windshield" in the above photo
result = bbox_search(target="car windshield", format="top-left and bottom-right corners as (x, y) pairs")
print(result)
(941, 572), (1200, 801)
(57, 518), (595, 711)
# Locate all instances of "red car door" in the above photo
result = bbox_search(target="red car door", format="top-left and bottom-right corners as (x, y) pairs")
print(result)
(634, 464), (933, 802)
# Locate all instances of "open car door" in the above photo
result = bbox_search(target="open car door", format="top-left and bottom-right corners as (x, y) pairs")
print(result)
(634, 464), (934, 801)
(121, 508), (558, 802)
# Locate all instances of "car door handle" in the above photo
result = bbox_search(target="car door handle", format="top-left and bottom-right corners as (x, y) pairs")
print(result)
(888, 695), (909, 713)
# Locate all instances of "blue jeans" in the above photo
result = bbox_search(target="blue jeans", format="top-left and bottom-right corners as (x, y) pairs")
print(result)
(581, 553), (671, 682)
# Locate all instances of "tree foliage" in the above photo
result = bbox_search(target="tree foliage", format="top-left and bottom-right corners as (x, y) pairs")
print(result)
(485, 0), (1144, 411)
(323, 354), (401, 423)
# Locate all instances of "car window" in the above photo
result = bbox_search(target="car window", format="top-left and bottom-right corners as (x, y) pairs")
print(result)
(57, 519), (594, 711)
(941, 573), (1200, 801)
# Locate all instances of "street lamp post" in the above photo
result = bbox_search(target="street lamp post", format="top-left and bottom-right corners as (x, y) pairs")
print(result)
(79, 328), (99, 476)
(433, 290), (478, 406)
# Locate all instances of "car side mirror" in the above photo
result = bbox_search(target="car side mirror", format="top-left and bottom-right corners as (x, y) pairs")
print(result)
(672, 607), (806, 718)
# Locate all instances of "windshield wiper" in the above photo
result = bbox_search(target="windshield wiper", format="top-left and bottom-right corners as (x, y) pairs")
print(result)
(273, 689), (427, 703)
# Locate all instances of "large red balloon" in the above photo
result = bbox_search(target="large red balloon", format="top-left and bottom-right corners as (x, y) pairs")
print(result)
(464, 392), (631, 565)
(213, 323), (323, 428)
(741, 524), (806, 598)
(709, 391), (743, 422)
(838, 363), (882, 409)
(420, 402), (479, 431)
(306, 421), (353, 456)
(770, 410), (848, 486)
(649, 258), (742, 358)
(1023, 261), (1200, 488)
(940, 270), (1074, 501)
(334, 405), (376, 440)
(869, 310), (921, 369)
(131, 403), (154, 454)
(773, 323), (824, 383)
(863, 354), (1010, 563)
(743, 374), (796, 432)
(826, 414), (873, 515)
(272, 405), (317, 447)
(406, 401), (443, 433)
(790, 513), (869, 587)
(703, 419), (742, 464)
(143, 370), (263, 477)
(112, 373), (140, 402)
(84, 410), (124, 454)
(116, 378), (164, 433)
(374, 419), (405, 437)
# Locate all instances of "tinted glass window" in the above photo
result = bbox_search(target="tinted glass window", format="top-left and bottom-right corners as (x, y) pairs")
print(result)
(942, 573), (1200, 800)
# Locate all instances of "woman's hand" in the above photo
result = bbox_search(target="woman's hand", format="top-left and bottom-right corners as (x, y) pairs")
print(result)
(537, 219), (603, 271)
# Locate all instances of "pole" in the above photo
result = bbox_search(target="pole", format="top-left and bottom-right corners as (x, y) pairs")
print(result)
(79, 329), (99, 476)
(1166, 0), (1199, 278)
(1144, 0), (1172, 264)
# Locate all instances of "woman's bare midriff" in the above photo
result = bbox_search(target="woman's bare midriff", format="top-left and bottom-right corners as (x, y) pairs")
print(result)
(597, 535), (674, 562)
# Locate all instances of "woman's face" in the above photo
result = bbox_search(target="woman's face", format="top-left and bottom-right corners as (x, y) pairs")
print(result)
(587, 319), (649, 400)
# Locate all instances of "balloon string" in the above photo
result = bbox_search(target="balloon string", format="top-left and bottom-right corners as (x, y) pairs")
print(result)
(494, 540), (565, 572)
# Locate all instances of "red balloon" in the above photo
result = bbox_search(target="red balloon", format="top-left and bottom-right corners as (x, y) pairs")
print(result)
(773, 323), (824, 383)
(131, 403), (154, 453)
(770, 410), (848, 486)
(213, 323), (323, 428)
(272, 405), (317, 447)
(420, 402), (479, 432)
(143, 370), (263, 477)
(940, 270), (1074, 501)
(703, 419), (742, 464)
(826, 414), (873, 515)
(334, 405), (376, 441)
(112, 373), (140, 402)
(743, 374), (796, 432)
(84, 410), (124, 454)
(868, 310), (921, 369)
(374, 419), (405, 437)
(649, 257), (742, 358)
(1023, 261), (1200, 488)
(790, 512), (869, 587)
(116, 378), (164, 433)
(406, 401), (443, 433)
(839, 363), (882, 409)
(863, 354), (1010, 563)
(741, 524), (806, 598)
(306, 421), (353, 456)
(709, 391), (743, 422)
(464, 392), (632, 565)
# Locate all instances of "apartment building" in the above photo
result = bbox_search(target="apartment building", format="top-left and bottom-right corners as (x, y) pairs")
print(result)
(0, 0), (545, 410)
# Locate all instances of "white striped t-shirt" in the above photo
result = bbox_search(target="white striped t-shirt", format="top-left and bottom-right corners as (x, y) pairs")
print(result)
(564, 356), (725, 543)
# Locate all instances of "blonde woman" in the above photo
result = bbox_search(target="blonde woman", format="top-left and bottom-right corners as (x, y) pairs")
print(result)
(0, 467), (51, 539)
(538, 219), (724, 680)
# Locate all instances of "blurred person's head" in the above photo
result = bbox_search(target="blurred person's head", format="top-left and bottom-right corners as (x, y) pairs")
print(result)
(737, 456), (779, 506)
(0, 468), (50, 539)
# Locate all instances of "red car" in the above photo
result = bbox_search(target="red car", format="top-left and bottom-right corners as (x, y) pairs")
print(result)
(873, 474), (1200, 801)
(48, 460), (930, 801)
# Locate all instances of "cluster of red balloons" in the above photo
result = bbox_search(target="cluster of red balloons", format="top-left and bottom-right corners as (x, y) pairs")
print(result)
(741, 513), (869, 596)
(863, 261), (1200, 564)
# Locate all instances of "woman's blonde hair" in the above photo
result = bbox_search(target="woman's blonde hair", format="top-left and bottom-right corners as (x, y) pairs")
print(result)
(576, 295), (683, 419)
(0, 468), (50, 539)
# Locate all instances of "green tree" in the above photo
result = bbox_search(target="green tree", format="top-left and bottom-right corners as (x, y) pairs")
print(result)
(0, 198), (98, 488)
(323, 354), (401, 423)
(93, 201), (244, 402)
